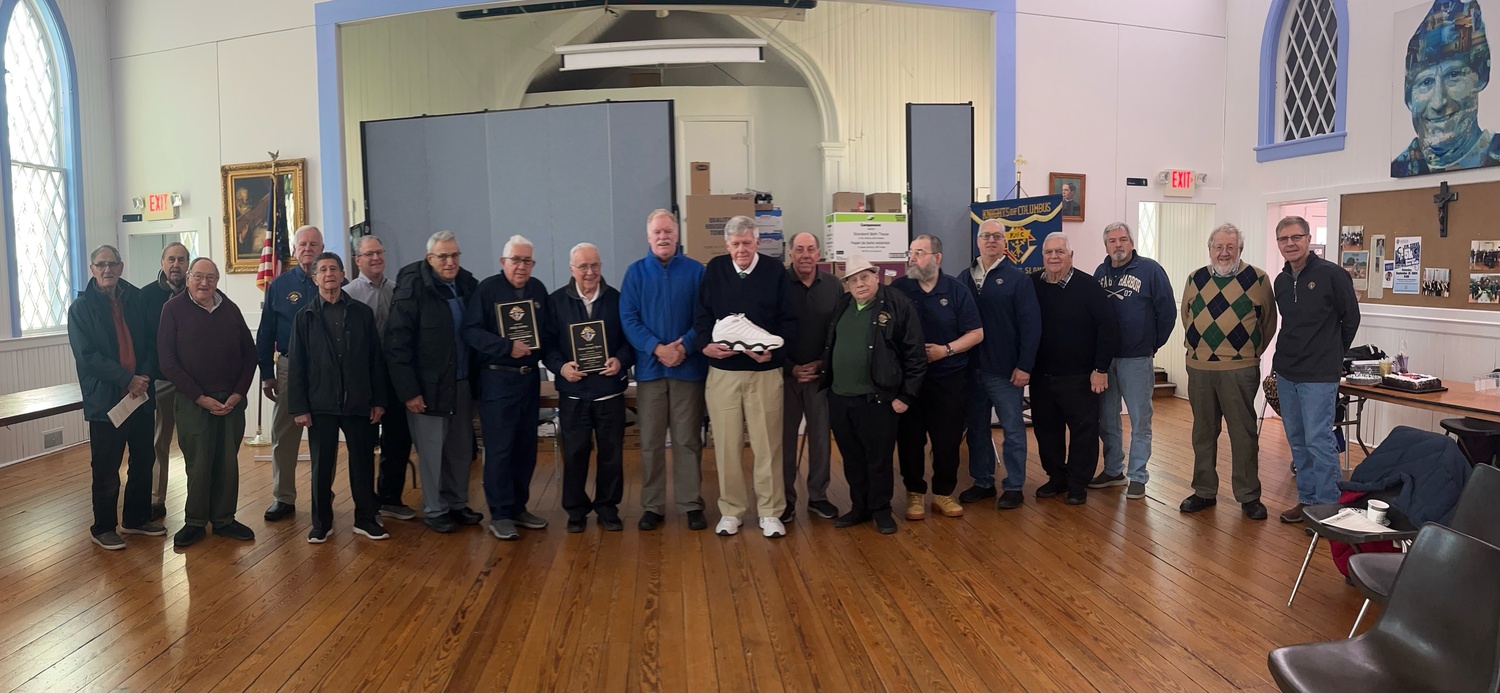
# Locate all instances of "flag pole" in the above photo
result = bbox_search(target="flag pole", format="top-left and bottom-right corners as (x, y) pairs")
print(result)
(245, 152), (280, 447)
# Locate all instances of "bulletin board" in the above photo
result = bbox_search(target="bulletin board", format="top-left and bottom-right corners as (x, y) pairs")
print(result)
(1339, 180), (1500, 310)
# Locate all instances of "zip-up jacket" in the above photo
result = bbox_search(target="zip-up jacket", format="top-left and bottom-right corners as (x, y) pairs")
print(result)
(964, 257), (1041, 376)
(1273, 253), (1361, 383)
(287, 291), (387, 417)
(619, 252), (707, 382)
(67, 278), (157, 421)
(543, 279), (635, 400)
(255, 266), (316, 380)
(138, 271), (183, 380)
(1094, 252), (1175, 358)
(817, 284), (927, 406)
(462, 273), (549, 402)
(385, 260), (479, 416)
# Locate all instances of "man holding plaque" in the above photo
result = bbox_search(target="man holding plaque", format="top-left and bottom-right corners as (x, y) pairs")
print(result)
(543, 243), (634, 533)
(463, 235), (550, 541)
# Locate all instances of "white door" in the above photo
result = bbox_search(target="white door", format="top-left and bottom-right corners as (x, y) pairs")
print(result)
(1139, 201), (1217, 399)
(679, 119), (751, 207)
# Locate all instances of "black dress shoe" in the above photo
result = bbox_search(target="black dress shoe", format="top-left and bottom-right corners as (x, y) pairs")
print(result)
(566, 518), (586, 533)
(599, 513), (624, 532)
(1179, 494), (1217, 513)
(1064, 490), (1087, 505)
(449, 507), (484, 526)
(173, 525), (205, 548)
(873, 513), (897, 534)
(638, 511), (664, 531)
(996, 490), (1024, 510)
(264, 501), (295, 522)
(834, 511), (870, 528)
(213, 521), (256, 541)
(958, 485), (996, 503)
(685, 510), (708, 531)
(1035, 479), (1068, 499)
(424, 515), (457, 533)
(1242, 500), (1269, 520)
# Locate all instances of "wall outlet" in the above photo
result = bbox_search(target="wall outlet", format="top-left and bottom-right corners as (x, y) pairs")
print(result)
(43, 429), (63, 449)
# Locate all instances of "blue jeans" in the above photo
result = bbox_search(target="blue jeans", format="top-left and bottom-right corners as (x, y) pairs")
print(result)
(1099, 356), (1155, 484)
(966, 372), (1028, 491)
(1276, 375), (1341, 505)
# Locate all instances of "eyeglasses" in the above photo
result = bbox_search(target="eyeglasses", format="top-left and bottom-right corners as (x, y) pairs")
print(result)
(904, 250), (932, 260)
(977, 233), (1005, 241)
(429, 252), (462, 262)
(358, 250), (385, 258)
(506, 257), (536, 266)
(91, 261), (122, 270)
(1209, 244), (1239, 253)
(1277, 234), (1310, 244)
(188, 272), (219, 282)
(571, 263), (601, 272)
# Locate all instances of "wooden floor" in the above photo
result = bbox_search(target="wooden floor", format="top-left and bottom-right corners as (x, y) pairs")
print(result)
(0, 397), (1375, 693)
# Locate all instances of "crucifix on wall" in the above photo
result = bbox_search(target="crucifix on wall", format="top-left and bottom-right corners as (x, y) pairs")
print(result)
(1434, 180), (1457, 238)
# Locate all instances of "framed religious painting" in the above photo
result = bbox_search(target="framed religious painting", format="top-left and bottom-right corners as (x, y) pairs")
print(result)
(221, 158), (307, 273)
(1049, 172), (1085, 222)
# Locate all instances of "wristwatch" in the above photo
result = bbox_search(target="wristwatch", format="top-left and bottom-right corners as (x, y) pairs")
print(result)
(945, 344), (954, 357)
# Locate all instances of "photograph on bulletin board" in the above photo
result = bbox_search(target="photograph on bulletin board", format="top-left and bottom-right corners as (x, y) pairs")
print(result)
(1422, 268), (1451, 297)
(1340, 226), (1364, 250)
(1474, 240), (1500, 271)
(1473, 273), (1500, 303)
(1341, 250), (1370, 294)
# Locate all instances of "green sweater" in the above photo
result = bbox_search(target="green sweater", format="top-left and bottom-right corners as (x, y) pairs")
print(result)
(1179, 264), (1278, 371)
(831, 301), (874, 396)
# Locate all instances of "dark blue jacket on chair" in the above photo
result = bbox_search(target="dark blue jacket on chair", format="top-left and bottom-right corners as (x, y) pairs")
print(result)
(1340, 425), (1472, 526)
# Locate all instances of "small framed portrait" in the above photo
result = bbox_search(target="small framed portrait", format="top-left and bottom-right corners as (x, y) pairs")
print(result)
(221, 158), (307, 273)
(1049, 172), (1085, 222)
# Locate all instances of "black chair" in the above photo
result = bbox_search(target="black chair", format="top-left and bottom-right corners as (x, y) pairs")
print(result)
(1286, 493), (1419, 607)
(1269, 524), (1500, 693)
(1347, 463), (1500, 636)
(1440, 417), (1500, 467)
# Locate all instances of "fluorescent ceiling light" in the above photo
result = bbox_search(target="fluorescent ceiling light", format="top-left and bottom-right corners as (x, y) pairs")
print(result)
(557, 38), (766, 71)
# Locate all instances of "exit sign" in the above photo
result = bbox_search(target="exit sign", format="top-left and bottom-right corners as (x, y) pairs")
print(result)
(144, 192), (177, 221)
(1164, 170), (1196, 198)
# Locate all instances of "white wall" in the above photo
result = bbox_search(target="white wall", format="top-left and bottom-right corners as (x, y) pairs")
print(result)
(521, 86), (823, 245)
(1015, 5), (1227, 273)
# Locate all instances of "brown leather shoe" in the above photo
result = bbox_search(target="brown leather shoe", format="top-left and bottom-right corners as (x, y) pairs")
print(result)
(905, 493), (926, 521)
(931, 495), (964, 518)
(1279, 503), (1307, 524)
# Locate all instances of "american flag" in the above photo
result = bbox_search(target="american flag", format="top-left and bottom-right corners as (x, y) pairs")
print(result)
(254, 173), (285, 291)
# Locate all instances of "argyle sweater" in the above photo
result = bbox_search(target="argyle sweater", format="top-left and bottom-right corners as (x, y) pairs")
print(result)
(1179, 264), (1278, 371)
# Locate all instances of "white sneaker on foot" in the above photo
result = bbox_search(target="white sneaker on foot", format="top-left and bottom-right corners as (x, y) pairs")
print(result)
(712, 314), (784, 353)
(715, 516), (742, 536)
(759, 516), (786, 538)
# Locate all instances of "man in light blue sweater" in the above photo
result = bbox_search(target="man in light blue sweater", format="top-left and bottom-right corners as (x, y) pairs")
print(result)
(619, 209), (709, 532)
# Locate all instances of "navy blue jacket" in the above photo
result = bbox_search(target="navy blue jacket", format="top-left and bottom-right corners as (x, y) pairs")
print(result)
(256, 266), (316, 381)
(385, 260), (478, 416)
(963, 257), (1041, 376)
(1094, 252), (1175, 358)
(1340, 426), (1471, 526)
(543, 280), (635, 400)
(67, 279), (156, 422)
(462, 273), (549, 402)
(1273, 253), (1361, 383)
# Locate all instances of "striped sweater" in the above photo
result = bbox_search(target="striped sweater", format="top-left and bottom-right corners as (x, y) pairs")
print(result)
(1179, 264), (1278, 371)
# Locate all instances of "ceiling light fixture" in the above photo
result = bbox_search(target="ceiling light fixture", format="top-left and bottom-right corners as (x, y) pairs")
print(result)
(556, 38), (766, 71)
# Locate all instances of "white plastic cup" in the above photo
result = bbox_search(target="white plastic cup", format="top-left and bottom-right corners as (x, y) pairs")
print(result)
(1367, 499), (1389, 524)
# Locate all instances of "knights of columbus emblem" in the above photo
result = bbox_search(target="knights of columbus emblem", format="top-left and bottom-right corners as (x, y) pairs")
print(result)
(580, 326), (597, 342)
(508, 306), (526, 321)
(1007, 226), (1037, 264)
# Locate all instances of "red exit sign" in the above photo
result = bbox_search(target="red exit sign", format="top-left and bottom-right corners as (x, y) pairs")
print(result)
(1165, 169), (1196, 197)
(144, 192), (176, 220)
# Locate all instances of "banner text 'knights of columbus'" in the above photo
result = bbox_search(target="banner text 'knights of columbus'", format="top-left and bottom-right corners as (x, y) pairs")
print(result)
(970, 194), (1063, 276)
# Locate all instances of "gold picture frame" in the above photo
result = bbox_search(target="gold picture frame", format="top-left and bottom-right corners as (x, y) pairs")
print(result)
(1049, 172), (1086, 222)
(221, 158), (307, 273)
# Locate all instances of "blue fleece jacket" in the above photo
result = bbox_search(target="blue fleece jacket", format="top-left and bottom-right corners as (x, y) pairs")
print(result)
(964, 257), (1041, 376)
(1094, 252), (1176, 359)
(619, 252), (708, 383)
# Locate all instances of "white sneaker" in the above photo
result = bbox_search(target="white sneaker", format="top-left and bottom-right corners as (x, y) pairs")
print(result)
(759, 516), (787, 538)
(715, 516), (742, 536)
(712, 314), (784, 353)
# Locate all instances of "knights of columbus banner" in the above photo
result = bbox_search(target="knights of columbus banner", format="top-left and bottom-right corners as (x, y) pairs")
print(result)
(970, 194), (1063, 276)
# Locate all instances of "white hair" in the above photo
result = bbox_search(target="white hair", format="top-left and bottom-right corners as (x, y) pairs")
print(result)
(1208, 223), (1245, 250)
(646, 209), (677, 228)
(1102, 222), (1133, 242)
(570, 242), (599, 263)
(1043, 233), (1072, 252)
(293, 225), (322, 243)
(723, 215), (758, 241)
(426, 230), (457, 253)
(502, 234), (534, 259)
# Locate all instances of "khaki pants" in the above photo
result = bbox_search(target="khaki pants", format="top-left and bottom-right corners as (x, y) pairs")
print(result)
(1187, 365), (1262, 503)
(270, 354), (304, 504)
(152, 379), (176, 504)
(706, 368), (784, 518)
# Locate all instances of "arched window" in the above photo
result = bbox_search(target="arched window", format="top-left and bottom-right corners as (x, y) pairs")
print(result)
(1256, 0), (1350, 162)
(2, 0), (80, 335)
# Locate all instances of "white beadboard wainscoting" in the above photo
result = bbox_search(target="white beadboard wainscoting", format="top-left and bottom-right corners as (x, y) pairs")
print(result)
(0, 335), (86, 466)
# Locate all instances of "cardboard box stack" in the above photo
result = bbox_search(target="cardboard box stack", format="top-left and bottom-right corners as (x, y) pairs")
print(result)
(754, 203), (784, 259)
(684, 162), (758, 262)
(824, 211), (909, 263)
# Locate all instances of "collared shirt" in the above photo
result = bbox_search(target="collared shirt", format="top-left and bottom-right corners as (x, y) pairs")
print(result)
(1044, 268), (1076, 287)
(892, 272), (982, 378)
(437, 279), (469, 380)
(257, 266), (317, 377)
(321, 297), (347, 356)
(734, 253), (760, 278)
(1210, 261), (1244, 278)
(192, 292), (224, 313)
(345, 274), (394, 336)
(579, 284), (600, 318)
(785, 268), (842, 365)
(971, 256), (1004, 290)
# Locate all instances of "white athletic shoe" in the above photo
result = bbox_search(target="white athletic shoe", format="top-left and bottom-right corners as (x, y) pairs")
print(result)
(715, 516), (742, 536)
(712, 314), (784, 353)
(759, 516), (787, 538)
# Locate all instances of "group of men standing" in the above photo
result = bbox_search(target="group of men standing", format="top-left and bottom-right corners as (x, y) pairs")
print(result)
(71, 207), (1356, 551)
